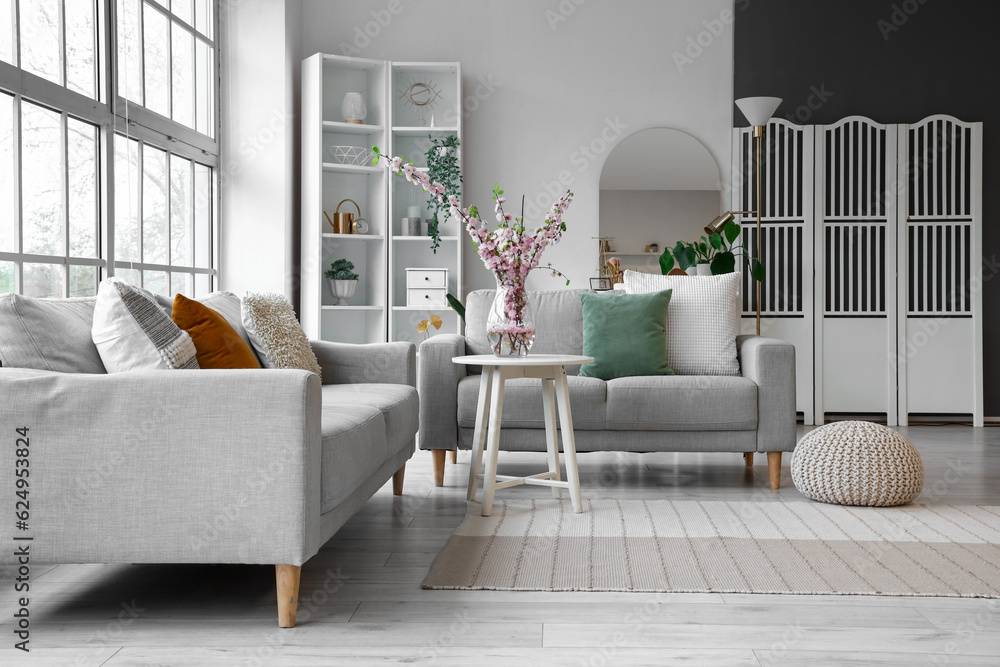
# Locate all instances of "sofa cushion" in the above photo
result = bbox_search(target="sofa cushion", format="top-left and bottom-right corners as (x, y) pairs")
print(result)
(606, 375), (757, 431)
(457, 375), (607, 430)
(92, 278), (199, 372)
(0, 293), (106, 373)
(320, 403), (387, 512)
(322, 383), (418, 456)
(199, 292), (258, 354)
(465, 289), (589, 374)
(623, 271), (741, 376)
(171, 294), (261, 369)
(579, 290), (673, 380)
(242, 292), (323, 378)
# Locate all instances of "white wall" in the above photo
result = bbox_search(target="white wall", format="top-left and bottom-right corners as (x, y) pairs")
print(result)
(295, 0), (736, 296)
(219, 0), (303, 300)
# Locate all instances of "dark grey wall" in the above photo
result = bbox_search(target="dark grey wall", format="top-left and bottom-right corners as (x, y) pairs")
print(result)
(734, 0), (1000, 415)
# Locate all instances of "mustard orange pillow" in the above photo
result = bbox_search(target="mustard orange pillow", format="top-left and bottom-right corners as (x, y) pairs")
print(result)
(171, 294), (261, 369)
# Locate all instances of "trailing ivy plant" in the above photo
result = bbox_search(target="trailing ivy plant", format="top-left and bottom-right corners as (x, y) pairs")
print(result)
(658, 218), (765, 282)
(424, 134), (462, 253)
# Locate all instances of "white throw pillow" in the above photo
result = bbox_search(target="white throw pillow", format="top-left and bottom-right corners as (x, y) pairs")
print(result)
(242, 292), (322, 378)
(92, 278), (200, 372)
(623, 270), (740, 376)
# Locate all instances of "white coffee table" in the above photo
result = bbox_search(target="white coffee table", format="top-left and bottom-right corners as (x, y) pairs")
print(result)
(452, 354), (593, 516)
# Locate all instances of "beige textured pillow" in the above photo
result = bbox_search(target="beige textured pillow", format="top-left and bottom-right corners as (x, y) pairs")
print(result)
(241, 292), (322, 379)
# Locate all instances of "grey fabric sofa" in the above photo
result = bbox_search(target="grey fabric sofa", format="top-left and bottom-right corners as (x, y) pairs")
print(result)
(419, 289), (796, 489)
(0, 294), (417, 627)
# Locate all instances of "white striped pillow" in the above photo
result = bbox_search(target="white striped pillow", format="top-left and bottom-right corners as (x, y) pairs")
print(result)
(92, 278), (200, 372)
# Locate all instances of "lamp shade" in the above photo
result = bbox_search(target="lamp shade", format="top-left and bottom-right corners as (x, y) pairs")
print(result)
(736, 96), (782, 127)
(705, 211), (735, 236)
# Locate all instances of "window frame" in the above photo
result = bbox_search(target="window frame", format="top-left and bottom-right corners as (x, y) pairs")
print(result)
(0, 0), (220, 298)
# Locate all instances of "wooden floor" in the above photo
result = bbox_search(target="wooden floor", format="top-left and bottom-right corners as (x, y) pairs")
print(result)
(4, 424), (1000, 666)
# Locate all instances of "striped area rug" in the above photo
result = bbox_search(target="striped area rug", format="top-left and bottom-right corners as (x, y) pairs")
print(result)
(423, 499), (1000, 597)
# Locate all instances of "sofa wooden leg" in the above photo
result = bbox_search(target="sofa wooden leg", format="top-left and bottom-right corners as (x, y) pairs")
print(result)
(432, 449), (446, 487)
(767, 452), (782, 489)
(392, 464), (405, 496)
(744, 452), (754, 467)
(275, 564), (301, 628)
(448, 450), (458, 464)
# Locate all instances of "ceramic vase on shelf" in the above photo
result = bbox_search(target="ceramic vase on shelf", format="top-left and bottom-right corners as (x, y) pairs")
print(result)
(694, 263), (712, 276)
(486, 279), (535, 357)
(341, 92), (366, 124)
(327, 279), (358, 305)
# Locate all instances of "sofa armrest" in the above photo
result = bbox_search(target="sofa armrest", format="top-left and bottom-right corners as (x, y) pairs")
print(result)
(0, 368), (322, 565)
(737, 335), (797, 453)
(311, 340), (416, 387)
(417, 334), (467, 451)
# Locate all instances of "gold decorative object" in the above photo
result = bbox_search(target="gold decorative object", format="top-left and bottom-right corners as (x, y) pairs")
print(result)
(353, 218), (369, 235)
(399, 78), (442, 125)
(605, 257), (622, 285)
(332, 198), (360, 234)
(418, 314), (443, 340)
(594, 236), (615, 279)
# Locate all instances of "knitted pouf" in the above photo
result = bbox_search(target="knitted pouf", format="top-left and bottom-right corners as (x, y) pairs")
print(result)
(791, 421), (924, 507)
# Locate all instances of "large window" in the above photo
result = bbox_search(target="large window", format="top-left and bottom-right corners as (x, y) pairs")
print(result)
(0, 0), (219, 299)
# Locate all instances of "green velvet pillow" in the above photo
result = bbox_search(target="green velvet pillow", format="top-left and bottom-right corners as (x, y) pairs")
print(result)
(579, 290), (673, 381)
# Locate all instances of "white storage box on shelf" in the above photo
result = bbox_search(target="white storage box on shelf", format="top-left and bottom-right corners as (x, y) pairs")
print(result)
(406, 268), (448, 307)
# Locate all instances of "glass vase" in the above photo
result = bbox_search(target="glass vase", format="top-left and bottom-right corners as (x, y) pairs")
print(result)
(486, 279), (535, 357)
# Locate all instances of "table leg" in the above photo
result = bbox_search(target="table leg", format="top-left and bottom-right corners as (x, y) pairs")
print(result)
(553, 367), (583, 513)
(466, 368), (494, 502)
(480, 367), (506, 517)
(541, 376), (562, 499)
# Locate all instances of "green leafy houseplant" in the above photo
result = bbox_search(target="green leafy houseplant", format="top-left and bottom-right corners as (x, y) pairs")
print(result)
(424, 135), (462, 253)
(658, 218), (765, 282)
(324, 258), (359, 281)
(446, 292), (466, 323)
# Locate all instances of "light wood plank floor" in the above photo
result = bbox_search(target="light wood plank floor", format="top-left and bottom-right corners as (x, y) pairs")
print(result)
(3, 425), (1000, 666)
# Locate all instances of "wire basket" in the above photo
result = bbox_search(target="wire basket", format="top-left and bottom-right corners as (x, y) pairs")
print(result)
(328, 145), (376, 166)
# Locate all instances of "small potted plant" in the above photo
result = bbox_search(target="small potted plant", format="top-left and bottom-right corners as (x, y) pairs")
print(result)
(659, 219), (765, 281)
(325, 258), (359, 305)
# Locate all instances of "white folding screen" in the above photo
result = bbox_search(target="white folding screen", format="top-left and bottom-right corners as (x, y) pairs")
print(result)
(732, 114), (982, 426)
(732, 120), (816, 423)
(897, 116), (983, 426)
(814, 117), (898, 425)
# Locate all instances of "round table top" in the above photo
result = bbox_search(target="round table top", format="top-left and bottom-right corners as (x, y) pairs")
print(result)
(452, 354), (594, 367)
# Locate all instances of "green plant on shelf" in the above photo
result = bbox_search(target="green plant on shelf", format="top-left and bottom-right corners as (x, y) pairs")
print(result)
(324, 258), (359, 281)
(423, 134), (461, 253)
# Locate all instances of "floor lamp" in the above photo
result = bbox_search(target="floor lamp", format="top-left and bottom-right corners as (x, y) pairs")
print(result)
(735, 96), (781, 336)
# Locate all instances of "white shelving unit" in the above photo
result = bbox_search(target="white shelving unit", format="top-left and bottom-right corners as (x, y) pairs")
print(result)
(302, 55), (463, 345)
(387, 61), (463, 345)
(301, 54), (388, 344)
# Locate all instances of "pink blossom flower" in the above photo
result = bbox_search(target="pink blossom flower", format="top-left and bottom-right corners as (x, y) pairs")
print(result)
(379, 151), (573, 349)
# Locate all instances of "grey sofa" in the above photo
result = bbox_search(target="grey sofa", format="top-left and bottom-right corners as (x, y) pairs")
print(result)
(419, 289), (796, 489)
(0, 293), (417, 627)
